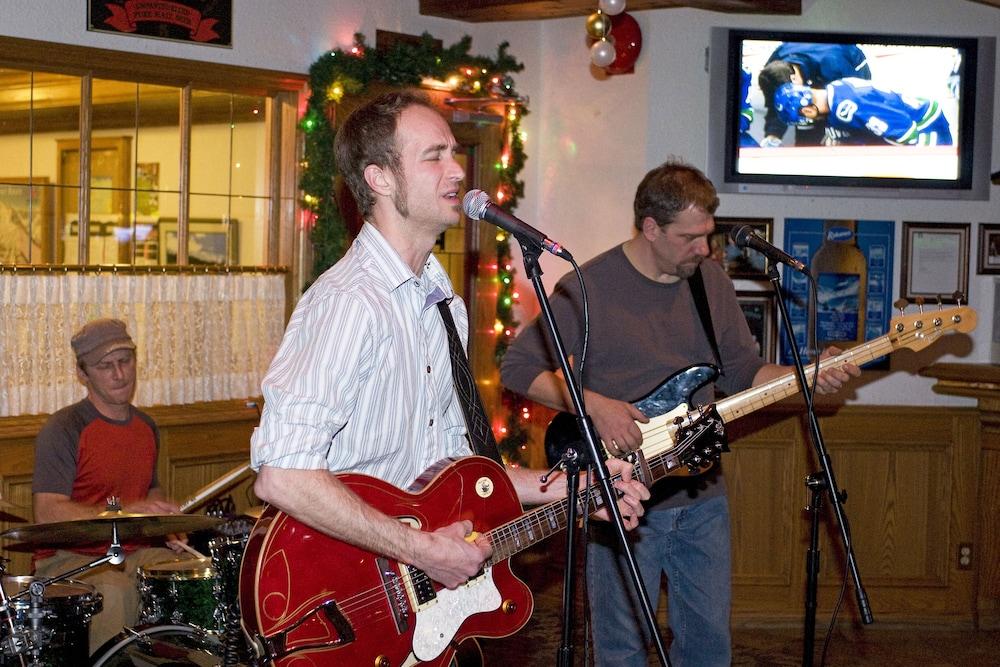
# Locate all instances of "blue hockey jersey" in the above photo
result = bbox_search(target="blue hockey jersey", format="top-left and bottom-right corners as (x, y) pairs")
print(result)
(826, 77), (953, 146)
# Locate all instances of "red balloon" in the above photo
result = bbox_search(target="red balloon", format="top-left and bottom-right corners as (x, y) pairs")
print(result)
(606, 12), (642, 74)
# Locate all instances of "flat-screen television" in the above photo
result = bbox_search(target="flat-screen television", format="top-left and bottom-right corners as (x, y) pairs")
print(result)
(707, 28), (995, 199)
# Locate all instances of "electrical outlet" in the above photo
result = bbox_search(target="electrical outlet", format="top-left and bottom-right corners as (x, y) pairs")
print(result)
(957, 542), (973, 570)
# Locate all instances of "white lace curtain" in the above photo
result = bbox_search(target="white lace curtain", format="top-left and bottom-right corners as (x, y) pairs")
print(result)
(0, 271), (286, 417)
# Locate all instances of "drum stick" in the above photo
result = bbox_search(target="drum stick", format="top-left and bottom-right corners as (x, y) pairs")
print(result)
(172, 540), (208, 560)
(178, 463), (252, 513)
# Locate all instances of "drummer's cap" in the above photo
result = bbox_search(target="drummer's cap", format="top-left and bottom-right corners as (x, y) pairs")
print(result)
(71, 318), (136, 367)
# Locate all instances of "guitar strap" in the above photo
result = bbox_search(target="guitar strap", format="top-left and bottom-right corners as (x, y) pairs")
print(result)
(688, 264), (724, 374)
(436, 300), (504, 465)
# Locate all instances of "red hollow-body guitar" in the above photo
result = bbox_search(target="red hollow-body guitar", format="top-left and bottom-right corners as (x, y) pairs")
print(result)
(238, 306), (976, 665)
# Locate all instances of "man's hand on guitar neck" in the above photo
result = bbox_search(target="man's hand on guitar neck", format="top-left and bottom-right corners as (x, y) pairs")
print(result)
(584, 389), (650, 457)
(752, 345), (861, 395)
(814, 346), (861, 394)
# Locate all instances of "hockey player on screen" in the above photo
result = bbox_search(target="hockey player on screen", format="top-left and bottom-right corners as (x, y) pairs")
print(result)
(757, 42), (872, 146)
(773, 78), (953, 146)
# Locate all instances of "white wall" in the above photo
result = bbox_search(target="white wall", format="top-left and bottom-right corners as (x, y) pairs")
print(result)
(521, 0), (1000, 407)
(3, 0), (997, 406)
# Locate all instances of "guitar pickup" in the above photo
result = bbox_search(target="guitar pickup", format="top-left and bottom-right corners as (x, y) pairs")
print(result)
(402, 563), (438, 610)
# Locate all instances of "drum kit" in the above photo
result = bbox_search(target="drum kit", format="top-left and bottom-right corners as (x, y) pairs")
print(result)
(0, 491), (264, 666)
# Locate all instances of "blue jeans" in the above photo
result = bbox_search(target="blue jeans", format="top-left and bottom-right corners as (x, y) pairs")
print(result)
(586, 494), (732, 667)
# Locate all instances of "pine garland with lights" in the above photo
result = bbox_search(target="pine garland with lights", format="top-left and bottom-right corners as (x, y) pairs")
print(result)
(300, 32), (532, 464)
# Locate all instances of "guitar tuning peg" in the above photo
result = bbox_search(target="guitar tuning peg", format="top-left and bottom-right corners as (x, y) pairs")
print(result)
(893, 298), (908, 316)
(952, 291), (965, 307)
(914, 296), (925, 313)
(935, 294), (944, 309)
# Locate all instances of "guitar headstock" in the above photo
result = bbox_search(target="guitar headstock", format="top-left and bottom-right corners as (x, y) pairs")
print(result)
(888, 305), (977, 353)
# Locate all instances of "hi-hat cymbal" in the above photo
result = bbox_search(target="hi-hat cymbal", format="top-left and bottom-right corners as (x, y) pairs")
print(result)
(0, 511), (224, 549)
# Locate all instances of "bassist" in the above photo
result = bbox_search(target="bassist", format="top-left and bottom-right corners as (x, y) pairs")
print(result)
(500, 160), (859, 667)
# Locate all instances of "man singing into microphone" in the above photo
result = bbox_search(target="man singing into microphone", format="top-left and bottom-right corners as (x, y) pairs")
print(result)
(501, 159), (860, 666)
(250, 89), (649, 661)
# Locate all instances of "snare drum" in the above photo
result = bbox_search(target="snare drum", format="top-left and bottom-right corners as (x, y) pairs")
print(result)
(137, 558), (220, 633)
(90, 624), (222, 667)
(0, 576), (102, 666)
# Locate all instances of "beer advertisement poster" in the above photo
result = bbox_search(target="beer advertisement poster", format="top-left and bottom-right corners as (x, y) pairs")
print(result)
(779, 219), (895, 368)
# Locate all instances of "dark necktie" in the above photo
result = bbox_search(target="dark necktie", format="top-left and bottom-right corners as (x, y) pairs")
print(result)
(436, 300), (503, 464)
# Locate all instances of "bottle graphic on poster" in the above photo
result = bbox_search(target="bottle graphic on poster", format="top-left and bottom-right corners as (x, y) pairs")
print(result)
(810, 220), (867, 350)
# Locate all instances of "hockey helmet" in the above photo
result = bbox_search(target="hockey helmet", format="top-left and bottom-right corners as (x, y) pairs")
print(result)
(773, 83), (815, 126)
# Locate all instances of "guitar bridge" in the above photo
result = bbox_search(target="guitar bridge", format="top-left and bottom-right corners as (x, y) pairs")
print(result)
(377, 556), (413, 633)
(253, 597), (356, 661)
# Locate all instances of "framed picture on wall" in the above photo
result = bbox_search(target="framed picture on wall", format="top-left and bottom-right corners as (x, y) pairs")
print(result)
(159, 218), (239, 265)
(901, 222), (969, 303)
(736, 290), (776, 363)
(710, 217), (773, 280)
(976, 224), (1000, 275)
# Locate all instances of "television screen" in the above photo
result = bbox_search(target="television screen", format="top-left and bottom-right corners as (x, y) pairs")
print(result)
(708, 29), (995, 199)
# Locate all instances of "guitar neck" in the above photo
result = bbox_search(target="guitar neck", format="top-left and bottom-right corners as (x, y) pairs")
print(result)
(486, 461), (675, 565)
(714, 334), (894, 424)
(488, 469), (640, 564)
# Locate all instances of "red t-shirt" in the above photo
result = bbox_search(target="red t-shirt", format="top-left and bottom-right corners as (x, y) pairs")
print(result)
(33, 398), (160, 556)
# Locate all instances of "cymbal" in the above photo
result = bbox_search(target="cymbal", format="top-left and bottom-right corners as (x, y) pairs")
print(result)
(0, 511), (224, 548)
(0, 499), (29, 524)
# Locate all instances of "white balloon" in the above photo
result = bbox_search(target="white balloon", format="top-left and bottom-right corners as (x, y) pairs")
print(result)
(598, 0), (626, 16)
(590, 39), (617, 68)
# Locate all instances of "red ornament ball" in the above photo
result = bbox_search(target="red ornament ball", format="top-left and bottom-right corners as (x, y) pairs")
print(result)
(606, 12), (642, 74)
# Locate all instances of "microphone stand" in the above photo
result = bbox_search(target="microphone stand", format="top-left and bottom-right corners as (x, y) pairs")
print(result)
(516, 238), (670, 667)
(767, 263), (873, 666)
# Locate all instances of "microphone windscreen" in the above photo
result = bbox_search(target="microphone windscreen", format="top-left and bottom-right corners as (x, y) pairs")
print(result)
(462, 189), (491, 221)
(730, 225), (754, 246)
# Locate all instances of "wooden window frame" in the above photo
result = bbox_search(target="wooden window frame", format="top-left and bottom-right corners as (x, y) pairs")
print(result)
(0, 36), (306, 277)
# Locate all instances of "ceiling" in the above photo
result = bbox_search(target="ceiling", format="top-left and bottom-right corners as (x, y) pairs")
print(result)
(420, 0), (1000, 22)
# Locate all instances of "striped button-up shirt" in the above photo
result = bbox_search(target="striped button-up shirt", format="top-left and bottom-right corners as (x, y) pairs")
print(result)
(250, 223), (471, 489)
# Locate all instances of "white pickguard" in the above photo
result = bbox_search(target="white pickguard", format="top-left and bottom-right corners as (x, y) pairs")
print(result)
(408, 565), (501, 662)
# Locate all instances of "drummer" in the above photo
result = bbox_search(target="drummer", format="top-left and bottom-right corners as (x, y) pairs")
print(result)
(31, 318), (185, 648)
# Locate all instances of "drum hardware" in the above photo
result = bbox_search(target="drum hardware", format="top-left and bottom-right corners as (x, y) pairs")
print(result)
(0, 576), (102, 666)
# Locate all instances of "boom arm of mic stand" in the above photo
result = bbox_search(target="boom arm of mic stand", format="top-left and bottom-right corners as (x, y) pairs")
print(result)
(767, 265), (873, 632)
(518, 246), (670, 667)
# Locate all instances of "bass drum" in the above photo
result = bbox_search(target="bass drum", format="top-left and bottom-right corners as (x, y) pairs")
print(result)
(90, 624), (222, 667)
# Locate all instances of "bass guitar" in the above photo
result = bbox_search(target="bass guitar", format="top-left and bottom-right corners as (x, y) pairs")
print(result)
(546, 305), (977, 473)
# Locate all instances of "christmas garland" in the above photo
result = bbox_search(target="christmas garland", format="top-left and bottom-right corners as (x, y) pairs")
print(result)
(300, 32), (531, 463)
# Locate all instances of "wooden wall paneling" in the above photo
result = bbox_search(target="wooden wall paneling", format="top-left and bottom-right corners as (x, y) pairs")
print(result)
(808, 408), (976, 622)
(0, 435), (39, 574)
(979, 438), (1000, 628)
(1, 472), (36, 575)
(728, 414), (799, 587)
(156, 419), (258, 516)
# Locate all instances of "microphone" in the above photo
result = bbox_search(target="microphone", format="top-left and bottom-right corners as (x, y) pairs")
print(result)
(462, 190), (572, 260)
(730, 225), (808, 274)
